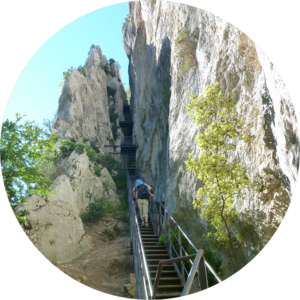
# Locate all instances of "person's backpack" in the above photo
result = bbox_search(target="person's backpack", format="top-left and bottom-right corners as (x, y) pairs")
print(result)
(137, 183), (150, 199)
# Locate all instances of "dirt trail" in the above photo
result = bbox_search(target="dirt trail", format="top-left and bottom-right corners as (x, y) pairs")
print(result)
(54, 213), (135, 298)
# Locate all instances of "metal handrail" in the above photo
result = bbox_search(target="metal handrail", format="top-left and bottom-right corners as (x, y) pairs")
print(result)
(152, 253), (198, 300)
(126, 169), (153, 299)
(127, 169), (221, 298)
(149, 199), (222, 288)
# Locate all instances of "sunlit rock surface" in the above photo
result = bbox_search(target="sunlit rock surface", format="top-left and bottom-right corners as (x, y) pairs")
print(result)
(123, 0), (299, 271)
(24, 46), (126, 262)
(55, 46), (125, 150)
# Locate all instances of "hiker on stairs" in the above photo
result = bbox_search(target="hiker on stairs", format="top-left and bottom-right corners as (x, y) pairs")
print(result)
(133, 179), (153, 227)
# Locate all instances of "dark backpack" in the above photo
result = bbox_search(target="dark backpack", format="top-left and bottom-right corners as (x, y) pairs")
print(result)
(137, 183), (150, 199)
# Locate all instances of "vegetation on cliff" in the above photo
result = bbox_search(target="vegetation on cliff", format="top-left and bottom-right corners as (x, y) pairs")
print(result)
(81, 172), (128, 226)
(175, 27), (198, 77)
(185, 82), (267, 271)
(122, 14), (131, 28)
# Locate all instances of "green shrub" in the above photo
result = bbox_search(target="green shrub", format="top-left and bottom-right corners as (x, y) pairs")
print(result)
(111, 123), (119, 140)
(158, 226), (194, 276)
(112, 172), (127, 190)
(77, 65), (87, 77)
(103, 228), (113, 235)
(95, 157), (101, 164)
(81, 192), (106, 224)
(113, 224), (121, 235)
(97, 154), (120, 174)
(105, 201), (116, 214)
(102, 64), (116, 77)
(107, 86), (117, 98)
(103, 64), (110, 74)
(63, 67), (74, 81)
(94, 166), (101, 177)
(202, 245), (223, 287)
(90, 140), (100, 153)
(86, 148), (96, 162)
(60, 140), (76, 158)
(122, 14), (131, 28)
(59, 140), (86, 158)
(75, 143), (86, 154)
(109, 107), (119, 140)
(118, 190), (128, 211)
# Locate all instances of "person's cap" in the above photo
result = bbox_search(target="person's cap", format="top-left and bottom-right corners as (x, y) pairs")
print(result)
(135, 179), (142, 185)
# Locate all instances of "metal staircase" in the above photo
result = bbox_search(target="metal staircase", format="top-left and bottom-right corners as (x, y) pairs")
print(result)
(107, 101), (221, 298)
(126, 170), (222, 299)
(137, 205), (183, 299)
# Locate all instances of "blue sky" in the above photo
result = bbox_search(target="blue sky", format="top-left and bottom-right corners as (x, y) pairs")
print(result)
(4, 2), (129, 127)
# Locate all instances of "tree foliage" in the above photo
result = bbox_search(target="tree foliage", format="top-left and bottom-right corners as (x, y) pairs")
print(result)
(185, 83), (266, 271)
(0, 114), (58, 224)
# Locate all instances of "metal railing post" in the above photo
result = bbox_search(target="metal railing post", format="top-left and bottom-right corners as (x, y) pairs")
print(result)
(159, 204), (162, 236)
(178, 229), (185, 284)
(167, 215), (171, 257)
(181, 249), (204, 296)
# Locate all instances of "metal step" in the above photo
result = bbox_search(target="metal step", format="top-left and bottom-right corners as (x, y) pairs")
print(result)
(155, 292), (182, 299)
(157, 285), (184, 292)
(148, 264), (175, 271)
(144, 249), (169, 255)
(150, 270), (178, 278)
(151, 277), (181, 285)
(146, 253), (170, 259)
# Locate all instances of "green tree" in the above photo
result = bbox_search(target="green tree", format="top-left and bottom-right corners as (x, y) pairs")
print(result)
(0, 114), (58, 224)
(185, 82), (266, 271)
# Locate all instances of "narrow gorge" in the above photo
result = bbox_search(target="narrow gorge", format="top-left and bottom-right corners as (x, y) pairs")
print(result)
(15, 0), (299, 296)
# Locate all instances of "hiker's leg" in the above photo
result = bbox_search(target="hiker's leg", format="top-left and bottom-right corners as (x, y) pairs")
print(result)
(137, 199), (143, 217)
(144, 200), (149, 223)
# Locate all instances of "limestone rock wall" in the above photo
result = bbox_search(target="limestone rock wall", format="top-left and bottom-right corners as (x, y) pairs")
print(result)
(123, 0), (299, 266)
(24, 46), (126, 263)
(55, 46), (125, 150)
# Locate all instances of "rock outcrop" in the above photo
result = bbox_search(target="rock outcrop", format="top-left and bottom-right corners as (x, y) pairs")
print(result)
(123, 0), (299, 271)
(24, 46), (126, 263)
(55, 46), (126, 148)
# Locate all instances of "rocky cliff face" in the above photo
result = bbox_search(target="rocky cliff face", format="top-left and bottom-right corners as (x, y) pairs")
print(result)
(55, 46), (126, 147)
(24, 46), (126, 263)
(123, 0), (299, 270)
